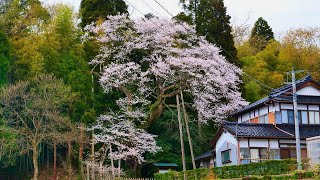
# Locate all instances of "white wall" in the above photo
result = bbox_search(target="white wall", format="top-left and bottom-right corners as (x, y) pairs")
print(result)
(270, 139), (279, 148)
(281, 103), (309, 110)
(239, 139), (279, 148)
(239, 139), (249, 148)
(249, 139), (269, 147)
(297, 85), (320, 96)
(215, 130), (238, 167)
(216, 131), (237, 151)
(309, 105), (320, 111)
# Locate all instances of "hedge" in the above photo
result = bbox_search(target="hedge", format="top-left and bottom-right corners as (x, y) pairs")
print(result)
(213, 159), (297, 179)
(154, 168), (209, 180)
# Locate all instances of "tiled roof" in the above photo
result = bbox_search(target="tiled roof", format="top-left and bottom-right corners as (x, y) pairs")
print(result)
(277, 124), (320, 139)
(274, 95), (320, 104)
(195, 150), (214, 161)
(223, 122), (292, 138)
(222, 121), (320, 139)
(269, 75), (314, 97)
(232, 75), (320, 116)
(232, 97), (269, 116)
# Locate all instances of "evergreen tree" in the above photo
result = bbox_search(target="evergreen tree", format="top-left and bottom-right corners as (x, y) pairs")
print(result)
(80, 0), (128, 28)
(180, 0), (238, 65)
(249, 17), (274, 50)
(0, 25), (10, 86)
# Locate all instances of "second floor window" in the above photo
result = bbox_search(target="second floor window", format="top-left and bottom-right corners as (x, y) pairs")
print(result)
(281, 109), (316, 124)
(259, 114), (268, 124)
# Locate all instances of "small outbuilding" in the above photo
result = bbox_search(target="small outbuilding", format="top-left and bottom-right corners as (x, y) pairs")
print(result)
(195, 150), (215, 168)
(153, 163), (178, 174)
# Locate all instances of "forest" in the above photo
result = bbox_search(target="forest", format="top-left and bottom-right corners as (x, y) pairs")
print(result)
(0, 0), (320, 179)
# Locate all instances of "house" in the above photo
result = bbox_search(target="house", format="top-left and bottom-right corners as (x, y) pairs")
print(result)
(195, 150), (215, 168)
(212, 75), (320, 167)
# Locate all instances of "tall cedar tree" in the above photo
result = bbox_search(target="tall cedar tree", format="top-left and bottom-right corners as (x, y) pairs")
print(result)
(249, 17), (274, 50)
(80, 0), (128, 116)
(80, 0), (128, 28)
(180, 0), (238, 65)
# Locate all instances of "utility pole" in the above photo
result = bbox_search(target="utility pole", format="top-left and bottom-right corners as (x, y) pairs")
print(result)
(176, 94), (186, 180)
(291, 67), (303, 170)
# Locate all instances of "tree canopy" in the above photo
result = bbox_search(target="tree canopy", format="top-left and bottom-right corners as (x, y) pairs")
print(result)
(180, 0), (238, 65)
(80, 0), (128, 28)
(249, 17), (274, 50)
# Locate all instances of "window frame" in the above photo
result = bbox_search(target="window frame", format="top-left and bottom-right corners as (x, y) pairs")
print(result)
(221, 149), (231, 164)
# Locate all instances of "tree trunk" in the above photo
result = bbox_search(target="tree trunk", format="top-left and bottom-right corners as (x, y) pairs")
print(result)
(86, 162), (90, 180)
(32, 140), (39, 180)
(68, 141), (72, 180)
(53, 141), (57, 180)
(180, 92), (196, 170)
(176, 94), (186, 180)
(91, 130), (95, 180)
(118, 159), (121, 178)
(198, 121), (203, 137)
(79, 125), (84, 178)
(109, 146), (115, 180)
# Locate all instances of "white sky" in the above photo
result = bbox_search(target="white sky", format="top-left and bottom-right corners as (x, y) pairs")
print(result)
(42, 0), (320, 36)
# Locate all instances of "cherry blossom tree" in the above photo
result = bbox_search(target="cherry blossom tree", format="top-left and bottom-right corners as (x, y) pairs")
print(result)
(85, 14), (247, 128)
(89, 113), (160, 178)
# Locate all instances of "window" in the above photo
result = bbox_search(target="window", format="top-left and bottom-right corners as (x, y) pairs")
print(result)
(221, 150), (231, 164)
(309, 111), (315, 124)
(276, 111), (282, 124)
(281, 110), (295, 124)
(301, 111), (308, 124)
(250, 149), (260, 162)
(240, 148), (250, 164)
(288, 110), (294, 124)
(269, 149), (280, 159)
(259, 114), (268, 124)
(315, 112), (320, 124)
(281, 110), (288, 123)
(250, 148), (269, 163)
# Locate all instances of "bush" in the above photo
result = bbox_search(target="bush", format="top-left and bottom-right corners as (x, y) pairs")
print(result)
(213, 159), (297, 179)
(154, 168), (209, 180)
(154, 170), (176, 180)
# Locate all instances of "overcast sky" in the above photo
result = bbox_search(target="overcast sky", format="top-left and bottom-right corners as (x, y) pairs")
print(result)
(42, 0), (320, 36)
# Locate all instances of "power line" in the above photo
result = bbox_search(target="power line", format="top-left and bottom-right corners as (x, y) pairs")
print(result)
(123, 0), (177, 39)
(151, 0), (274, 91)
(153, 0), (175, 17)
(124, 0), (274, 93)
(139, 0), (161, 17)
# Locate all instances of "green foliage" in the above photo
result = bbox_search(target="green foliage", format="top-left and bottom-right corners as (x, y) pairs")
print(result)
(213, 159), (297, 179)
(174, 12), (193, 25)
(0, 125), (19, 168)
(250, 17), (274, 50)
(195, 0), (237, 63)
(80, 0), (128, 28)
(239, 40), (284, 102)
(154, 170), (176, 180)
(154, 168), (209, 180)
(146, 110), (217, 171)
(0, 25), (10, 86)
(180, 0), (237, 65)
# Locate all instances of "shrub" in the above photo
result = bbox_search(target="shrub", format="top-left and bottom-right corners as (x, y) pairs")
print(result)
(154, 168), (209, 180)
(213, 159), (297, 179)
(154, 170), (176, 180)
